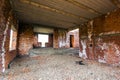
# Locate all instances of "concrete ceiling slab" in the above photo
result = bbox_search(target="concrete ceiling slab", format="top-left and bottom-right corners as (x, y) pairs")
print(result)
(11, 0), (118, 29)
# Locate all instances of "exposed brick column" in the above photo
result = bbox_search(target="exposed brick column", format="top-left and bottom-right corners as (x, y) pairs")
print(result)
(86, 20), (95, 60)
(48, 34), (53, 47)
(0, 0), (19, 73)
(53, 29), (59, 48)
(18, 25), (34, 55)
(79, 25), (88, 59)
(0, 0), (9, 73)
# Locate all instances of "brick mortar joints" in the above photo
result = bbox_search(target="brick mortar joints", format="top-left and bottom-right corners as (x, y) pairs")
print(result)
(1, 17), (10, 73)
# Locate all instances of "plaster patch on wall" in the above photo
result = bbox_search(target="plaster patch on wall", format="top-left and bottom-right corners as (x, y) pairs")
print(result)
(97, 38), (108, 51)
(79, 40), (87, 59)
(100, 43), (108, 51)
(98, 56), (106, 63)
(97, 38), (120, 65)
(58, 32), (66, 48)
(59, 41), (66, 48)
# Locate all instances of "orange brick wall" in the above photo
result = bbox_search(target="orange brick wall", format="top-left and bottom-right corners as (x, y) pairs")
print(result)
(0, 0), (18, 72)
(79, 9), (120, 66)
(18, 25), (34, 55)
(0, 0), (6, 72)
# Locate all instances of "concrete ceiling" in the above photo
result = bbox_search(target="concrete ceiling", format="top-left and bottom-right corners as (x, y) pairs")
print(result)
(11, 0), (119, 29)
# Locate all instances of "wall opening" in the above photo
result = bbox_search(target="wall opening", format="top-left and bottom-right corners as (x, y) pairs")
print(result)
(68, 28), (79, 48)
(38, 34), (48, 47)
(9, 25), (17, 51)
(9, 29), (13, 50)
(70, 35), (74, 47)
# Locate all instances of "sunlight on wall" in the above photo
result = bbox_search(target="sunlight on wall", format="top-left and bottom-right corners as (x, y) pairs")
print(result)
(9, 29), (13, 50)
(69, 28), (79, 32)
(9, 28), (17, 50)
(38, 34), (48, 47)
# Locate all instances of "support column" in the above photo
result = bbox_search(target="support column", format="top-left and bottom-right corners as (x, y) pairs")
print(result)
(53, 29), (59, 48)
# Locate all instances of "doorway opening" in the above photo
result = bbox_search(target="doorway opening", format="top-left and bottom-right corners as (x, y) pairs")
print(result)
(38, 34), (48, 47)
(70, 35), (74, 47)
(68, 28), (79, 48)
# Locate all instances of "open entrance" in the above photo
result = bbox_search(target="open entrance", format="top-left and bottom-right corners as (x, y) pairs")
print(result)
(68, 28), (79, 48)
(38, 34), (48, 47)
(70, 35), (74, 47)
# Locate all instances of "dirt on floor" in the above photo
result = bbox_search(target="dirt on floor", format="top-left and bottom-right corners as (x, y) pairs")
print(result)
(0, 53), (120, 80)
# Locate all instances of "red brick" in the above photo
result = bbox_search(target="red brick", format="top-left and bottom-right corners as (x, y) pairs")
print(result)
(18, 25), (34, 55)
(79, 9), (120, 66)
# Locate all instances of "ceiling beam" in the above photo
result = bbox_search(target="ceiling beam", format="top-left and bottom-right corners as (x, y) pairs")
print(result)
(110, 0), (120, 8)
(19, 0), (90, 21)
(65, 0), (102, 15)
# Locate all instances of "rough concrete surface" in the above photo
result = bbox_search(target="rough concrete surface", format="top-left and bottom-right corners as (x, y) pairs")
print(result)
(0, 49), (120, 80)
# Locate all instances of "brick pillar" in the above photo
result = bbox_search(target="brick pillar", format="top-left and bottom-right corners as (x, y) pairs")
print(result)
(53, 29), (59, 48)
(0, 0), (9, 72)
(86, 21), (95, 60)
(49, 34), (53, 47)
(0, 0), (19, 73)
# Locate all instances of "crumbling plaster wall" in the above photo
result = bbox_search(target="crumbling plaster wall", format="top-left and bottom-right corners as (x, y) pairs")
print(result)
(53, 28), (67, 48)
(5, 17), (18, 69)
(0, 0), (18, 72)
(79, 9), (120, 66)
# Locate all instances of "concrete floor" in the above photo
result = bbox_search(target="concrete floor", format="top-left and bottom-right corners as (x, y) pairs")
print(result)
(1, 48), (120, 80)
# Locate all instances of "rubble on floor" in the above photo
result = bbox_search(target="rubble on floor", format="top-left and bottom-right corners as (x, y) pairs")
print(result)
(0, 53), (120, 80)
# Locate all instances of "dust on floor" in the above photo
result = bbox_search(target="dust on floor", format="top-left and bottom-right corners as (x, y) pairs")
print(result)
(0, 54), (120, 80)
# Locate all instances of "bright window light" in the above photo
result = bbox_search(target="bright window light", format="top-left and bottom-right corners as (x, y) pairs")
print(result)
(9, 29), (13, 50)
(38, 34), (48, 47)
(9, 29), (17, 50)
